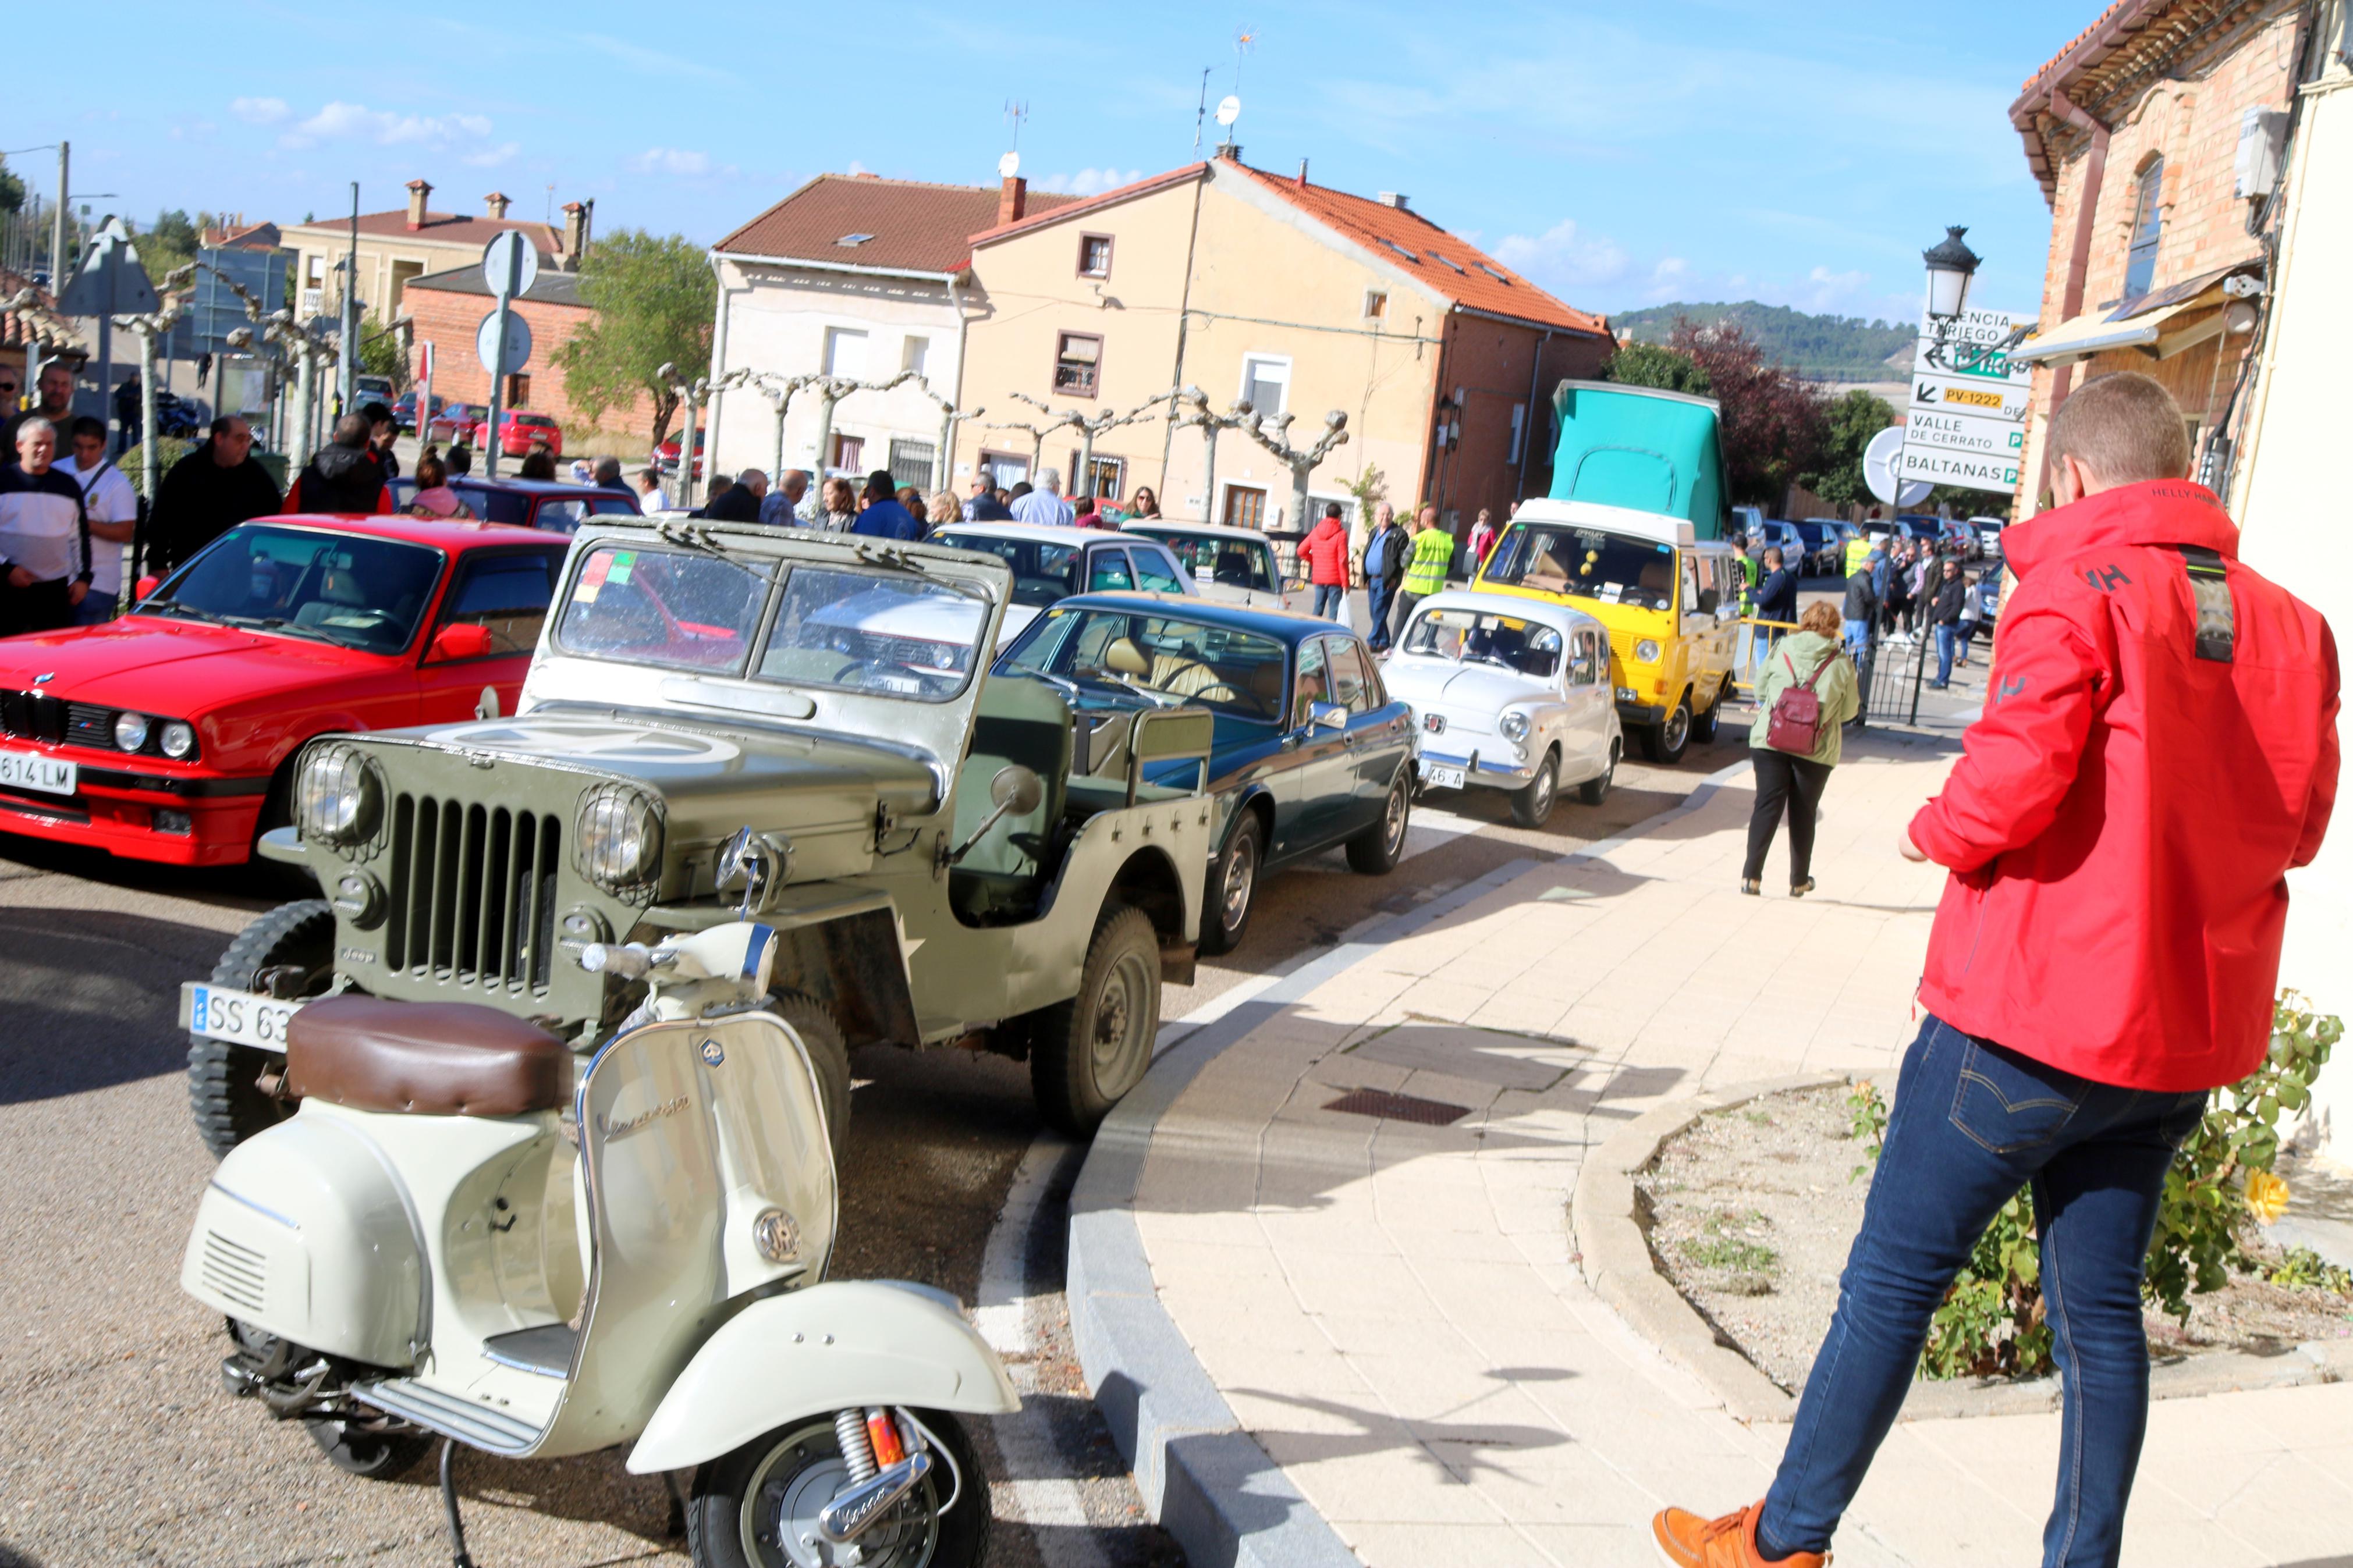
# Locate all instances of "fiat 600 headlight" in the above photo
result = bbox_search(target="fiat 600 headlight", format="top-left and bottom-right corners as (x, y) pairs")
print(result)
(1498, 710), (1531, 742)
(576, 783), (665, 898)
(295, 742), (382, 845)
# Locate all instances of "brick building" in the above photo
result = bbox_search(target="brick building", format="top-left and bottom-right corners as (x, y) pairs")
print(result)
(400, 266), (653, 441)
(2007, 0), (2304, 515)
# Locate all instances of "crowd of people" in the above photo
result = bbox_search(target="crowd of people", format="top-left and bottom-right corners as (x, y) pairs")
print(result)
(1836, 529), (1992, 688)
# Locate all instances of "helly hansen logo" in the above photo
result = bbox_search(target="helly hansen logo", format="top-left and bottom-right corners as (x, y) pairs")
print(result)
(1992, 675), (2026, 706)
(2085, 564), (2131, 592)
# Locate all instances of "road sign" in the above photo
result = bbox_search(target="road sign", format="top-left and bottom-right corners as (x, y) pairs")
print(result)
(1864, 425), (1932, 507)
(476, 308), (531, 376)
(1911, 371), (2029, 423)
(481, 232), (540, 300)
(419, 340), (435, 380)
(56, 216), (160, 318)
(1894, 308), (2033, 496)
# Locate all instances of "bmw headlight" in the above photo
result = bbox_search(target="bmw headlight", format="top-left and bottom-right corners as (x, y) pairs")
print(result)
(576, 783), (665, 899)
(1499, 710), (1531, 742)
(159, 720), (198, 760)
(296, 742), (383, 845)
(113, 712), (150, 752)
(1634, 639), (1662, 664)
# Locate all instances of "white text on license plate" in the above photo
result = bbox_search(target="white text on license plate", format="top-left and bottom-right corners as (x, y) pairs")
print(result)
(182, 983), (303, 1051)
(0, 749), (75, 796)
(1424, 765), (1467, 791)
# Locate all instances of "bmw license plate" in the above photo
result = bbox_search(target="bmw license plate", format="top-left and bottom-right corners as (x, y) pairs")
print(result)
(0, 749), (74, 796)
(181, 983), (304, 1051)
(1424, 764), (1467, 791)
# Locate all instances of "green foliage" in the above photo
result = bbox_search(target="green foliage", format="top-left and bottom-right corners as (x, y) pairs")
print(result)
(136, 209), (204, 290)
(1615, 300), (1914, 382)
(120, 436), (194, 495)
(554, 229), (713, 446)
(1347, 462), (1389, 518)
(1846, 1078), (1887, 1181)
(2269, 1247), (2353, 1293)
(1602, 341), (1710, 396)
(0, 157), (25, 214)
(1797, 390), (1895, 510)
(355, 314), (407, 389)
(1922, 1189), (2052, 1379)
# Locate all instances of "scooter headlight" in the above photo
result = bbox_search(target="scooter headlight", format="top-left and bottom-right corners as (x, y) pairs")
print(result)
(576, 782), (665, 900)
(296, 742), (382, 846)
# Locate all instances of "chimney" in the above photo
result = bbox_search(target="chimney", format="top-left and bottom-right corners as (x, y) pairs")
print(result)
(483, 191), (510, 220)
(1377, 191), (1410, 211)
(1216, 141), (1243, 162)
(996, 174), (1028, 227)
(405, 179), (431, 230)
(1296, 159), (1309, 186)
(562, 198), (593, 266)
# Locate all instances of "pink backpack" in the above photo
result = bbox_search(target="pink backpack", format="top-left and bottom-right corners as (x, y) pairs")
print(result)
(1766, 647), (1841, 755)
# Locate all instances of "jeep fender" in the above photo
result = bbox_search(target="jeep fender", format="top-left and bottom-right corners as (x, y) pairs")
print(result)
(626, 1279), (1018, 1474)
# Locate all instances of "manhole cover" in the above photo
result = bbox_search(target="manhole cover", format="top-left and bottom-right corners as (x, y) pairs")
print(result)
(1323, 1088), (1470, 1125)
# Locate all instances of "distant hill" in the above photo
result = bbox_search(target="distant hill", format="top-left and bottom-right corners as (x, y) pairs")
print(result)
(1610, 301), (1914, 382)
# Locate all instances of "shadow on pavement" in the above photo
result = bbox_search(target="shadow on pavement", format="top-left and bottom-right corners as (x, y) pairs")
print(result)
(0, 905), (242, 1104)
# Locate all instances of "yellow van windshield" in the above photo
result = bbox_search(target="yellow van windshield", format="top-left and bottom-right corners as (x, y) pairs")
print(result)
(1485, 525), (1676, 612)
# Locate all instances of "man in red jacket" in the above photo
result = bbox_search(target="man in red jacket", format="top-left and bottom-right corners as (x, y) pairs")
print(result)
(1300, 501), (1353, 621)
(1654, 371), (2339, 1568)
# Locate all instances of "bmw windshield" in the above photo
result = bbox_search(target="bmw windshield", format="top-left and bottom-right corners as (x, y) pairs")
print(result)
(146, 524), (445, 653)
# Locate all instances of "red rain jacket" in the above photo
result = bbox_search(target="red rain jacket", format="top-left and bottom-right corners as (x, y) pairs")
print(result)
(1300, 518), (1351, 586)
(1909, 480), (2339, 1091)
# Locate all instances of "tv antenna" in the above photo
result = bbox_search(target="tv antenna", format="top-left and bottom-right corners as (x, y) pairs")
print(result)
(1003, 99), (1028, 153)
(1192, 66), (1213, 152)
(1231, 25), (1255, 95)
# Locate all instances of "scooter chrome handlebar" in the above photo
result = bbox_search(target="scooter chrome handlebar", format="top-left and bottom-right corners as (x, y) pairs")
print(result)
(579, 923), (779, 993)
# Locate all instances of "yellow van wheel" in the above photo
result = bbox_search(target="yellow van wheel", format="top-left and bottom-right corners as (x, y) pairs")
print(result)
(1639, 696), (1692, 765)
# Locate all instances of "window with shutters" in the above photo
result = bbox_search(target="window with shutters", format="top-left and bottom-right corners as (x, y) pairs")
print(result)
(1238, 354), (1290, 417)
(1077, 234), (1113, 279)
(1222, 485), (1268, 530)
(1053, 332), (1101, 399)
(2123, 159), (2164, 301)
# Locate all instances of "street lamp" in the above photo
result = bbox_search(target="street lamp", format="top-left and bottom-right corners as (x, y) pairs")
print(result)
(1922, 225), (1982, 323)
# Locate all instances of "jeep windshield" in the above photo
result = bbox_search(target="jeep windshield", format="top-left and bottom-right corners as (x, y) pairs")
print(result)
(553, 543), (989, 699)
(1483, 524), (1676, 613)
(147, 523), (443, 652)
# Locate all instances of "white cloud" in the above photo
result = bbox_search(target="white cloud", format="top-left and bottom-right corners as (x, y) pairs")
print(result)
(625, 147), (711, 177)
(463, 141), (521, 169)
(229, 96), (288, 125)
(1036, 166), (1142, 197)
(846, 159), (872, 177)
(1493, 218), (1633, 292)
(276, 101), (496, 152)
(574, 33), (739, 86)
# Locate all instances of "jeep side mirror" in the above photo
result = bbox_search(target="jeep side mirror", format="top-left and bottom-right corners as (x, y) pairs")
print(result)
(426, 623), (496, 663)
(943, 764), (1045, 866)
(133, 574), (161, 603)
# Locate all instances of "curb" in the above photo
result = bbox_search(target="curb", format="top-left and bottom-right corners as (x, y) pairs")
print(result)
(1575, 1076), (2353, 1425)
(1066, 762), (1756, 1568)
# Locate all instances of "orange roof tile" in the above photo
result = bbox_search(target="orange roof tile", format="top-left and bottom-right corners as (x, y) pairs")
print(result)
(284, 208), (564, 257)
(967, 165), (1211, 245)
(719, 173), (1080, 275)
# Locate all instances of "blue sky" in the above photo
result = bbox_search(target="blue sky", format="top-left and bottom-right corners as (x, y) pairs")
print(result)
(29, 0), (2069, 330)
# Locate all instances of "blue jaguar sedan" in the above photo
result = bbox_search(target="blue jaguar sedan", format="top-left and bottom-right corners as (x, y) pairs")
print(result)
(993, 592), (1417, 956)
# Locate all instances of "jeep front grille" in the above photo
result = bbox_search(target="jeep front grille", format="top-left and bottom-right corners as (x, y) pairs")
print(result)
(385, 794), (562, 993)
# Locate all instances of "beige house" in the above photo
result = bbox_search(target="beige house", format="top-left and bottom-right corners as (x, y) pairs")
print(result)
(280, 182), (590, 334)
(954, 152), (1610, 532)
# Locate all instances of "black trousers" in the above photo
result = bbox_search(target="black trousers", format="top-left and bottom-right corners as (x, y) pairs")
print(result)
(0, 577), (72, 638)
(1745, 746), (1834, 884)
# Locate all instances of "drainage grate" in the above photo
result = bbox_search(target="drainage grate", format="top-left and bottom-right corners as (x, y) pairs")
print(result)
(1323, 1088), (1470, 1125)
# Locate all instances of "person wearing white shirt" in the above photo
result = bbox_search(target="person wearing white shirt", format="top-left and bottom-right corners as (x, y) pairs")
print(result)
(1009, 467), (1074, 527)
(64, 417), (137, 623)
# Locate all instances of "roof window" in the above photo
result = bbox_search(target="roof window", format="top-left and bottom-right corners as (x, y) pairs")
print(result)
(836, 232), (874, 247)
(1475, 262), (1511, 284)
(1383, 240), (1419, 264)
(1428, 252), (1464, 273)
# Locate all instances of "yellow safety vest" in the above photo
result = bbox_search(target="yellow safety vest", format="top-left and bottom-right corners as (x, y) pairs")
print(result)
(1843, 537), (1872, 578)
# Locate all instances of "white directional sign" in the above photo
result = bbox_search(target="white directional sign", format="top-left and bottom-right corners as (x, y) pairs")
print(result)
(1895, 308), (2034, 496)
(481, 231), (540, 300)
(476, 308), (532, 376)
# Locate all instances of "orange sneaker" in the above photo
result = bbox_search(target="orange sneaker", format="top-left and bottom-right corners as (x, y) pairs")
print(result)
(1652, 1501), (1827, 1566)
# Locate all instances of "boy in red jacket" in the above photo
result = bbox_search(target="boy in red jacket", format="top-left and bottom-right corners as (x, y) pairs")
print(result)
(1655, 372), (2339, 1568)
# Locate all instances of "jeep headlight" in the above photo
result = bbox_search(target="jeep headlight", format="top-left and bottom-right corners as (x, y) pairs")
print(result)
(1634, 639), (1662, 664)
(1498, 710), (1531, 742)
(296, 742), (382, 845)
(577, 783), (664, 898)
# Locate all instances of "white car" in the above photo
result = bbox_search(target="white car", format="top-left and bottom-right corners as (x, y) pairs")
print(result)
(929, 522), (1194, 642)
(1383, 591), (1623, 827)
(1121, 521), (1298, 613)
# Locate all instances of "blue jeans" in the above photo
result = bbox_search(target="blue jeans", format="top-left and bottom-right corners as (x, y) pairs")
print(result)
(1312, 582), (1345, 620)
(1841, 618), (1871, 657)
(1366, 582), (1397, 648)
(1761, 1015), (2205, 1568)
(1932, 623), (1957, 685)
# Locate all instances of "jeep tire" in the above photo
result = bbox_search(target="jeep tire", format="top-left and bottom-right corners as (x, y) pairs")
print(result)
(189, 898), (336, 1159)
(765, 989), (852, 1164)
(1028, 903), (1160, 1136)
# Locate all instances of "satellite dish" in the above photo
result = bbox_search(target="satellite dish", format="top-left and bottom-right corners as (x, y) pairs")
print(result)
(997, 150), (1020, 179)
(1215, 94), (1241, 127)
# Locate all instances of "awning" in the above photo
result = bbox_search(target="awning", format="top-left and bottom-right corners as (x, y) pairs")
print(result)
(2012, 261), (2259, 365)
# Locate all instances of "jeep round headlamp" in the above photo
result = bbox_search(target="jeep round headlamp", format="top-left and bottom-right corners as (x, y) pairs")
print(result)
(296, 742), (382, 845)
(1499, 710), (1531, 742)
(1633, 639), (1662, 664)
(576, 783), (665, 899)
(113, 711), (151, 752)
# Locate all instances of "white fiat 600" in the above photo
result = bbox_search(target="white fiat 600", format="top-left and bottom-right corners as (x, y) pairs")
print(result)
(1386, 591), (1623, 827)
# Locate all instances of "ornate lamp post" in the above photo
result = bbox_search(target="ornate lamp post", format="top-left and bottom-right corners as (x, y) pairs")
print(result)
(1922, 225), (1982, 326)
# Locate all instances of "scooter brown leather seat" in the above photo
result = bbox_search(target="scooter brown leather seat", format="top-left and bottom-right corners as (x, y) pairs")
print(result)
(285, 995), (567, 1117)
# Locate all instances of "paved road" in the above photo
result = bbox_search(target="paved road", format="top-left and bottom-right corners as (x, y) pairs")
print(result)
(0, 716), (1746, 1566)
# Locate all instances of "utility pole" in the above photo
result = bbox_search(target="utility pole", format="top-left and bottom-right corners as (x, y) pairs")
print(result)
(49, 143), (68, 299)
(336, 182), (360, 415)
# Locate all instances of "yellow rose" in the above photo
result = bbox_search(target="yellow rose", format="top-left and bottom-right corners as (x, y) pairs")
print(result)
(2244, 1169), (2290, 1225)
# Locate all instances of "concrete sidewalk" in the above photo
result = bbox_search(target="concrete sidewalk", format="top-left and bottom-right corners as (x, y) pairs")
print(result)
(1076, 730), (2353, 1568)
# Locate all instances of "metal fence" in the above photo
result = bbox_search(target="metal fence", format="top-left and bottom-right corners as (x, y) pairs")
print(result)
(1857, 627), (1930, 728)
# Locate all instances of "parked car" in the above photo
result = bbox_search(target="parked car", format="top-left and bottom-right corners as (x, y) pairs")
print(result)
(352, 374), (396, 408)
(1794, 519), (1847, 577)
(474, 410), (565, 458)
(387, 476), (643, 534)
(654, 426), (705, 479)
(1751, 520), (1808, 570)
(1382, 592), (1621, 827)
(1122, 521), (1298, 612)
(391, 390), (446, 432)
(0, 516), (563, 866)
(930, 523), (1193, 642)
(1729, 503), (1767, 539)
(427, 402), (488, 443)
(1969, 515), (2006, 557)
(996, 593), (1416, 956)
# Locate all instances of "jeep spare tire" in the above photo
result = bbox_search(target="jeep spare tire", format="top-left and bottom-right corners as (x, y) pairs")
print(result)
(189, 898), (336, 1159)
(765, 989), (853, 1165)
(1028, 903), (1160, 1136)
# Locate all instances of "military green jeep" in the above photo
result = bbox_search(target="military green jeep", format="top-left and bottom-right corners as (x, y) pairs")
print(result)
(184, 519), (1213, 1152)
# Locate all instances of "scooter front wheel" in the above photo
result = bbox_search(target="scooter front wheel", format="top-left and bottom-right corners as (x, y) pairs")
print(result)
(686, 1407), (988, 1568)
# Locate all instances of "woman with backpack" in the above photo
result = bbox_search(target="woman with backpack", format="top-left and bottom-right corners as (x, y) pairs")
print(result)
(1742, 599), (1861, 897)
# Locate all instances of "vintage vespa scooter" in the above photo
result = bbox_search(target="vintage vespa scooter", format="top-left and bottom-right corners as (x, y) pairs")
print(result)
(181, 886), (1016, 1568)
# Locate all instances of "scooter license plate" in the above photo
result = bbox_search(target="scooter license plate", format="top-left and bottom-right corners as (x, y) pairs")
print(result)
(180, 983), (303, 1051)
(1424, 765), (1466, 791)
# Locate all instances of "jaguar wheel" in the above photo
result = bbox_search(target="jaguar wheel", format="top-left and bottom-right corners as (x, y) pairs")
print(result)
(1345, 770), (1411, 874)
(1197, 813), (1262, 958)
(189, 898), (335, 1158)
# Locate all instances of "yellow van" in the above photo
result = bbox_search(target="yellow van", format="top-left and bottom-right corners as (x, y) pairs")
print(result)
(1472, 499), (1740, 763)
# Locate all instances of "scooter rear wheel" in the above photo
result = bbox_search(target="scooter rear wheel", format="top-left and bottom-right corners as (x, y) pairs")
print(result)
(686, 1407), (987, 1568)
(304, 1415), (431, 1481)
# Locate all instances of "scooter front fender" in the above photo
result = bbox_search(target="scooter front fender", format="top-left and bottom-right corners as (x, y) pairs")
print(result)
(626, 1279), (1018, 1474)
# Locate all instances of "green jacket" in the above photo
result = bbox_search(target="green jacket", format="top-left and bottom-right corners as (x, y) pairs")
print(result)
(1747, 630), (1861, 765)
(1402, 525), (1454, 596)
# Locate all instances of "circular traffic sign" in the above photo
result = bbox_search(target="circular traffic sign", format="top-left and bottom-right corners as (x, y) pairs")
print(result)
(1864, 425), (1932, 508)
(475, 308), (533, 377)
(480, 231), (540, 299)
